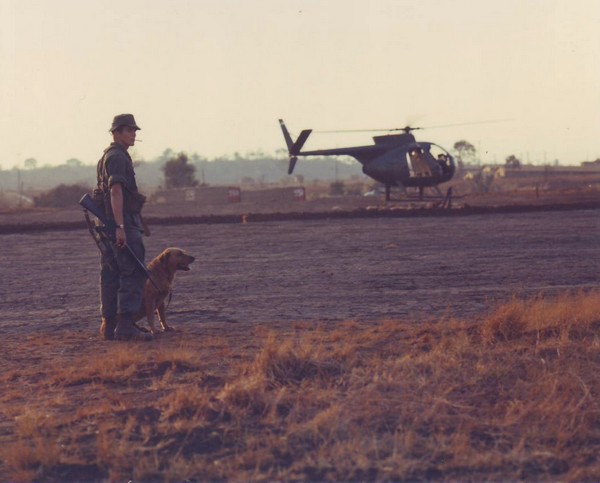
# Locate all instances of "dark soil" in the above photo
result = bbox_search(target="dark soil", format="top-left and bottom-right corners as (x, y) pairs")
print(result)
(0, 199), (598, 338)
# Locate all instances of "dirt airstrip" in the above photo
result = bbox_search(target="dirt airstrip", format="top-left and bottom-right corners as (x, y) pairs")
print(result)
(0, 194), (598, 336)
(1, 191), (600, 481)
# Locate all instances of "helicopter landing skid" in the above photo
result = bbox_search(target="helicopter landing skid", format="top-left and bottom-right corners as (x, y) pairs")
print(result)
(383, 186), (458, 206)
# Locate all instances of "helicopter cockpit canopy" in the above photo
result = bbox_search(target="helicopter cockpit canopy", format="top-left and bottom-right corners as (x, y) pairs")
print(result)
(406, 142), (454, 179)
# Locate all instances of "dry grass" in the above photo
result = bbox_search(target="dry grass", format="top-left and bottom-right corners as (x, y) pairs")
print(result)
(2, 291), (600, 482)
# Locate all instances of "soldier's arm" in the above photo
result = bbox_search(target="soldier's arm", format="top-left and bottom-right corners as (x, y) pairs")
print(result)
(105, 150), (129, 247)
(111, 183), (126, 247)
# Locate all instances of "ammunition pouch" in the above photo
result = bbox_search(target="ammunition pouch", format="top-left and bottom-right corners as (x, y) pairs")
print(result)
(125, 190), (146, 214)
(92, 187), (146, 216)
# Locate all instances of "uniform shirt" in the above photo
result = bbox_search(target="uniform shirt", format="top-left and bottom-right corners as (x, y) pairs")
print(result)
(103, 142), (139, 193)
(101, 142), (143, 232)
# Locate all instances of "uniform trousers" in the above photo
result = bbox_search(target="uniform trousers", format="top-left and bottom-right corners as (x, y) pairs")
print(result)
(99, 226), (145, 318)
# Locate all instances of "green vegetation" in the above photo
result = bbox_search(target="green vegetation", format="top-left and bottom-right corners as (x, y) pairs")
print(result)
(2, 152), (362, 192)
(162, 153), (198, 189)
(34, 183), (91, 208)
(453, 140), (478, 168)
(2, 291), (600, 482)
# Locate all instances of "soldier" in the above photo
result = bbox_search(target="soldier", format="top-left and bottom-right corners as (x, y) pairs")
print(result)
(97, 113), (152, 341)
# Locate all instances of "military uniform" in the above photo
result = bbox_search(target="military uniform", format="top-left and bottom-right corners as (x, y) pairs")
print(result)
(98, 142), (146, 319)
(97, 113), (150, 341)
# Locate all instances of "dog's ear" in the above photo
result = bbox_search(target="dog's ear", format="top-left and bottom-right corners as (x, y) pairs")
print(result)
(159, 249), (172, 262)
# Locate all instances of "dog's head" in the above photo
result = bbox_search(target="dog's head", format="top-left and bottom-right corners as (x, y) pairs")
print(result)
(159, 247), (195, 272)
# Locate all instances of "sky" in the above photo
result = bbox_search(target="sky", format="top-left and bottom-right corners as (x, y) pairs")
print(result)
(1, 0), (599, 170)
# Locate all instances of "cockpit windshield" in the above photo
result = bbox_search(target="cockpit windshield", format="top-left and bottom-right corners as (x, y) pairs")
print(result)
(405, 143), (453, 178)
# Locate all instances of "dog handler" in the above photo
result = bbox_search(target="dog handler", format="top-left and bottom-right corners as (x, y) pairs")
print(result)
(97, 113), (152, 341)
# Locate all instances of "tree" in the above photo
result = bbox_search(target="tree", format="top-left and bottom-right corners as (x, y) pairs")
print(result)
(157, 148), (175, 164)
(275, 148), (289, 159)
(189, 153), (207, 164)
(24, 158), (38, 170)
(65, 158), (83, 167)
(162, 152), (198, 189)
(505, 155), (521, 169)
(453, 140), (478, 167)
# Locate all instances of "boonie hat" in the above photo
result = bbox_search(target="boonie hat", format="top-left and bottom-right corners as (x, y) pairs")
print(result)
(110, 113), (141, 132)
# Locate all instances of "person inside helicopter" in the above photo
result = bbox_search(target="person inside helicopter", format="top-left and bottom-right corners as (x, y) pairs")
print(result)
(437, 154), (452, 176)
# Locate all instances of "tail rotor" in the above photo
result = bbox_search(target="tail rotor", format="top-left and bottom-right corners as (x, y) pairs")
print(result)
(279, 119), (311, 175)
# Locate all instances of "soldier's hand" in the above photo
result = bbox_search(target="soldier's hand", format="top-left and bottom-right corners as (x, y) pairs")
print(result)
(116, 226), (127, 248)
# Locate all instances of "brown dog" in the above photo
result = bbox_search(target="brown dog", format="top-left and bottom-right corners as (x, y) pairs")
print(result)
(132, 247), (195, 334)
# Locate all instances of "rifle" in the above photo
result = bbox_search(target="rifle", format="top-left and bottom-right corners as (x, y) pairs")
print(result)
(79, 193), (158, 289)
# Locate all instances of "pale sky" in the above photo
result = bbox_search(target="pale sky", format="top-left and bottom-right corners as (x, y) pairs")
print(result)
(1, 0), (599, 169)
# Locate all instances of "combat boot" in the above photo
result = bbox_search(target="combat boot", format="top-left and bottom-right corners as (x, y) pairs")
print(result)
(100, 317), (117, 340)
(113, 313), (153, 342)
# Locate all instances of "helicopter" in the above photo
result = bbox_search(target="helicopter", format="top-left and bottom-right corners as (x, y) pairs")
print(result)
(279, 119), (456, 201)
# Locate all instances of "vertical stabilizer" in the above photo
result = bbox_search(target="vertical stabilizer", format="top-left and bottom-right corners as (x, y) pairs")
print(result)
(279, 119), (312, 174)
(279, 119), (294, 151)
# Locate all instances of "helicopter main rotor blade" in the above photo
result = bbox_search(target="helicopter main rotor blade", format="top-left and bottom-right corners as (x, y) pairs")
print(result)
(317, 126), (423, 134)
(317, 128), (395, 133)
(411, 119), (513, 130)
(315, 119), (511, 134)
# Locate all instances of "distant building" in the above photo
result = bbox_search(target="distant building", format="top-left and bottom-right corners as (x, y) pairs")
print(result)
(151, 186), (306, 205)
(500, 165), (600, 178)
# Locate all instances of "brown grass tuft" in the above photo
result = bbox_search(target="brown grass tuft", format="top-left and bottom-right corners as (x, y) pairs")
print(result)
(250, 333), (343, 386)
(481, 297), (529, 344)
(481, 290), (600, 345)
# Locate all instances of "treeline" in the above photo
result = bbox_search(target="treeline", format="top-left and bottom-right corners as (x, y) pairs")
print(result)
(0, 151), (363, 192)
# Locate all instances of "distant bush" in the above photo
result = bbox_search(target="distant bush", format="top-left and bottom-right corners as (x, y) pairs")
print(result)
(163, 153), (198, 189)
(34, 183), (91, 208)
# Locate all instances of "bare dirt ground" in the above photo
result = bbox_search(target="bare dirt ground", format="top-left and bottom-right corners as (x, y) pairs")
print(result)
(1, 201), (598, 337)
(0, 191), (599, 481)
(2, 186), (600, 227)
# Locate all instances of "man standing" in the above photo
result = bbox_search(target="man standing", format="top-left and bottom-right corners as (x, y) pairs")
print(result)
(97, 113), (152, 341)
